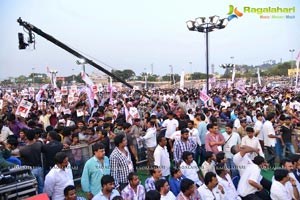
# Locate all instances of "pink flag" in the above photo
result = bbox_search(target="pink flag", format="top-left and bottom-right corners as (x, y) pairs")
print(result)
(296, 51), (300, 61)
(262, 86), (267, 92)
(46, 66), (50, 74)
(199, 90), (210, 103)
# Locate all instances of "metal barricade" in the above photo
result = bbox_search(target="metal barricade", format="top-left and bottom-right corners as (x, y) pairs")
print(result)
(62, 144), (91, 182)
(61, 141), (148, 182)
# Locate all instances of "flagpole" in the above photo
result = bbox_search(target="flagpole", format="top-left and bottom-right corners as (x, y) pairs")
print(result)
(257, 67), (261, 86)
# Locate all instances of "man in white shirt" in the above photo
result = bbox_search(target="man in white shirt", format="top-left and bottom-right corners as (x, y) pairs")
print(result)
(44, 152), (74, 200)
(254, 113), (264, 148)
(187, 120), (201, 164)
(220, 97), (231, 109)
(161, 111), (179, 139)
(161, 111), (178, 160)
(154, 135), (170, 180)
(180, 151), (203, 187)
(281, 158), (300, 199)
(262, 113), (280, 169)
(222, 123), (241, 177)
(237, 156), (270, 200)
(141, 121), (157, 167)
(155, 179), (176, 200)
(271, 169), (299, 200)
(201, 151), (216, 178)
(241, 127), (264, 160)
(231, 145), (258, 176)
(215, 162), (241, 200)
(0, 119), (14, 143)
(198, 172), (224, 200)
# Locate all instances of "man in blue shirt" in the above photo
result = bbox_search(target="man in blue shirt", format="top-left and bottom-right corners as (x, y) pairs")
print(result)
(81, 143), (110, 200)
(92, 175), (120, 200)
(169, 167), (186, 196)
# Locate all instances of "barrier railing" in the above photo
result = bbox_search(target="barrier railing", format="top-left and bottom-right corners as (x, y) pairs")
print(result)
(61, 142), (148, 182)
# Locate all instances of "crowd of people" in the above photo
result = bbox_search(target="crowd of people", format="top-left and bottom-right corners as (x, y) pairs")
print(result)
(1, 85), (300, 200)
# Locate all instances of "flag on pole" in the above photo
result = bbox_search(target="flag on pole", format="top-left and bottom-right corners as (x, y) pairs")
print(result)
(257, 67), (262, 86)
(199, 90), (210, 104)
(107, 77), (114, 105)
(232, 65), (236, 82)
(81, 72), (94, 86)
(85, 86), (95, 108)
(180, 70), (185, 90)
(52, 72), (58, 89)
(46, 66), (50, 74)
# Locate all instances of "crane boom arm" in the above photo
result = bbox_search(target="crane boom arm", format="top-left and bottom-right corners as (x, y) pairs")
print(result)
(17, 17), (133, 89)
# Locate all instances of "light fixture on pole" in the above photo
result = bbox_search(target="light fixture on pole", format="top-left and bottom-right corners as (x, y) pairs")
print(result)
(169, 65), (173, 86)
(189, 62), (193, 75)
(144, 68), (148, 89)
(72, 68), (75, 82)
(220, 64), (234, 85)
(32, 67), (35, 85)
(186, 16), (229, 94)
(76, 58), (87, 73)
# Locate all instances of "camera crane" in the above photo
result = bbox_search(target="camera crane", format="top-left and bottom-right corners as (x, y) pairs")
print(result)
(17, 17), (138, 91)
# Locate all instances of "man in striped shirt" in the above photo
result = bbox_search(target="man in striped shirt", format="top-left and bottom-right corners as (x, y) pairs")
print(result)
(110, 134), (134, 191)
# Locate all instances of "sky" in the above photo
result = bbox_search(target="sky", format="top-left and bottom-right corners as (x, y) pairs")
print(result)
(0, 0), (299, 81)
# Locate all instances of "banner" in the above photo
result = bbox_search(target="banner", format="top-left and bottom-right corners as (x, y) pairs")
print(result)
(199, 90), (210, 104)
(129, 107), (140, 119)
(16, 99), (33, 118)
(70, 85), (77, 94)
(92, 85), (99, 93)
(61, 86), (68, 95)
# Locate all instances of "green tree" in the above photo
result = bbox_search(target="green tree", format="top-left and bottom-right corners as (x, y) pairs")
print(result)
(111, 69), (135, 81)
(190, 72), (207, 80)
(161, 74), (172, 82)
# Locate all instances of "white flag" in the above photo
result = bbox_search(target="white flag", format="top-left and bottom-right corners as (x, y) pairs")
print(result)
(257, 67), (261, 86)
(180, 70), (185, 90)
(232, 65), (236, 82)
(81, 72), (94, 86)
